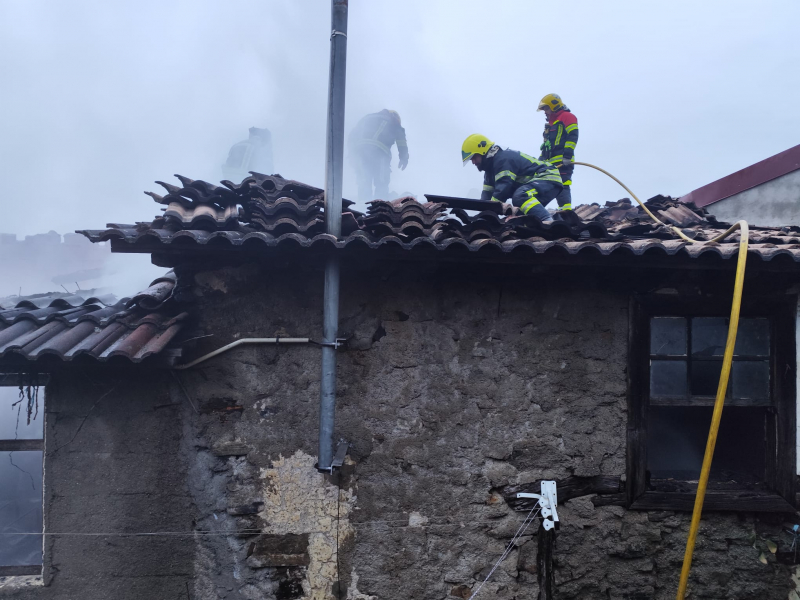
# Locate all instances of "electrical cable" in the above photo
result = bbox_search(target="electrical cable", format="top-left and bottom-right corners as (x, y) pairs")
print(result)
(467, 506), (542, 600)
(571, 162), (749, 599)
(335, 468), (342, 600)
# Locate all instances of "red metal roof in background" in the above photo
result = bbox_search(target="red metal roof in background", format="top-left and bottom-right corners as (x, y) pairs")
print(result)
(681, 145), (800, 208)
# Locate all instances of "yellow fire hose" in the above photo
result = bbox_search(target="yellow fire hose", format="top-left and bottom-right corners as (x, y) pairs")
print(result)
(571, 161), (749, 599)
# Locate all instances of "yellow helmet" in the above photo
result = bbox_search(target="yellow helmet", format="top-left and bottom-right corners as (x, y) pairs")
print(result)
(385, 109), (401, 125)
(461, 134), (493, 163)
(537, 93), (564, 112)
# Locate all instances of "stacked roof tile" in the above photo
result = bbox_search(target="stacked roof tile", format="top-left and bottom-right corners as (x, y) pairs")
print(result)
(78, 173), (800, 266)
(0, 272), (187, 365)
(361, 198), (447, 240)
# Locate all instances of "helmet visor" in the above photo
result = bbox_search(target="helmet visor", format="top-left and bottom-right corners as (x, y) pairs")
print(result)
(461, 150), (474, 163)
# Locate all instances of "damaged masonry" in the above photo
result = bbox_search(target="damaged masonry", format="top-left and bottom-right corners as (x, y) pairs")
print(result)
(2, 169), (800, 599)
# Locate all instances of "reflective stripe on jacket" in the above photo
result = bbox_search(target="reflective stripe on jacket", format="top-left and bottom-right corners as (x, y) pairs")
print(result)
(479, 148), (562, 203)
(539, 109), (579, 166)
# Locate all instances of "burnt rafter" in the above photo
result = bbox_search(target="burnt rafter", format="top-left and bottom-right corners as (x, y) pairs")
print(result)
(501, 475), (625, 511)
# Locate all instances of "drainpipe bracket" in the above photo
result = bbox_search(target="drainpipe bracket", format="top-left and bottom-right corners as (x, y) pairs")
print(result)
(314, 440), (349, 473)
(320, 338), (347, 349)
(330, 439), (350, 469)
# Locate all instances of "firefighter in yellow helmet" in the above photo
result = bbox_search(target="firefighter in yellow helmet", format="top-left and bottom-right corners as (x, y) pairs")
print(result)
(462, 134), (562, 221)
(348, 109), (409, 202)
(537, 93), (579, 210)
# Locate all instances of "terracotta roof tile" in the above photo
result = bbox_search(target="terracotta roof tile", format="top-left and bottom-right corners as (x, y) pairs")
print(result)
(75, 174), (800, 268)
(0, 271), (187, 365)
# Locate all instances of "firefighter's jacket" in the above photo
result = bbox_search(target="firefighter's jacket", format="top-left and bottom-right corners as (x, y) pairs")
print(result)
(480, 148), (562, 203)
(349, 110), (409, 163)
(538, 108), (579, 167)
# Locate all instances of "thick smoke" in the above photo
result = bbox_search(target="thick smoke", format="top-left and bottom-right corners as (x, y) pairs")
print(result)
(0, 0), (798, 298)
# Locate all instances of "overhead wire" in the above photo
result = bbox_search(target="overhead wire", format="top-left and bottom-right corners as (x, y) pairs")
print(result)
(0, 513), (545, 538)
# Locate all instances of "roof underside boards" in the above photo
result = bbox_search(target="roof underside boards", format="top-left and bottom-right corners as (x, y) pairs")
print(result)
(0, 271), (187, 365)
(77, 173), (800, 268)
(680, 144), (800, 208)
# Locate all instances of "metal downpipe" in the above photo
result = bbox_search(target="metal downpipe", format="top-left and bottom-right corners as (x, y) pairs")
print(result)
(318, 0), (348, 471)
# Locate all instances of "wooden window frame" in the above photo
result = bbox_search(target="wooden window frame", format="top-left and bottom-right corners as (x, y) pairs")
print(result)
(627, 295), (797, 512)
(0, 373), (47, 577)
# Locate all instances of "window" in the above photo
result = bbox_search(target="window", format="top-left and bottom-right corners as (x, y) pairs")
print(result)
(0, 375), (46, 577)
(627, 297), (796, 512)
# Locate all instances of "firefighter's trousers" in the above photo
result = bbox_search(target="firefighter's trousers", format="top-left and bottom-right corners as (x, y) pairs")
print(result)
(354, 148), (391, 203)
(511, 180), (563, 220)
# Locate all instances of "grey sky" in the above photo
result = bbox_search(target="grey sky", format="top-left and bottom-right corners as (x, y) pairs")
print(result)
(1, 0), (798, 236)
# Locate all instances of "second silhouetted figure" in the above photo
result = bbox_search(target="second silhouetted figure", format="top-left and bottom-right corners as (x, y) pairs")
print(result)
(349, 109), (408, 203)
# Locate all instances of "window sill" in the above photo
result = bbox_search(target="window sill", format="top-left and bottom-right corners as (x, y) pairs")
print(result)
(0, 573), (43, 590)
(649, 397), (772, 407)
(630, 490), (795, 513)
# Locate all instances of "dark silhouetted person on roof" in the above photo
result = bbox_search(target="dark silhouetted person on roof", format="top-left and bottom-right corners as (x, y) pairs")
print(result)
(349, 110), (408, 202)
(222, 127), (274, 183)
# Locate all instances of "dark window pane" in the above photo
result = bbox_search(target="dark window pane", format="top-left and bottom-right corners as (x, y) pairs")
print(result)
(650, 317), (687, 356)
(731, 361), (770, 401)
(690, 360), (723, 397)
(650, 360), (687, 397)
(648, 406), (766, 483)
(0, 451), (43, 567)
(692, 318), (728, 357)
(0, 387), (43, 440)
(735, 319), (770, 357)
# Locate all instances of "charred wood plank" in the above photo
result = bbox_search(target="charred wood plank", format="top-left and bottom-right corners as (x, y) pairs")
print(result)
(501, 475), (623, 510)
(246, 533), (310, 569)
(227, 501), (264, 516)
(212, 442), (250, 457)
(423, 195), (504, 214)
(631, 491), (795, 513)
(591, 493), (627, 508)
(0, 439), (43, 451)
(0, 565), (41, 576)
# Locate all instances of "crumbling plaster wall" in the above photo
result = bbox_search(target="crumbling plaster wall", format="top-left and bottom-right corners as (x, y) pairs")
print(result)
(175, 259), (796, 600)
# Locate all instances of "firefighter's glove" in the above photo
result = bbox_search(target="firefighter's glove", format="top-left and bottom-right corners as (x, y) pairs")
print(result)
(561, 158), (572, 166)
(399, 159), (408, 171)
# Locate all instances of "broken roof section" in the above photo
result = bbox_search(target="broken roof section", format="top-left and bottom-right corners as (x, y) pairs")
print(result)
(78, 173), (800, 267)
(0, 272), (188, 367)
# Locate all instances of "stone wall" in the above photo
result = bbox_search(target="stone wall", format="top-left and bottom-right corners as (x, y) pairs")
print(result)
(172, 260), (796, 600)
(2, 259), (796, 599)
